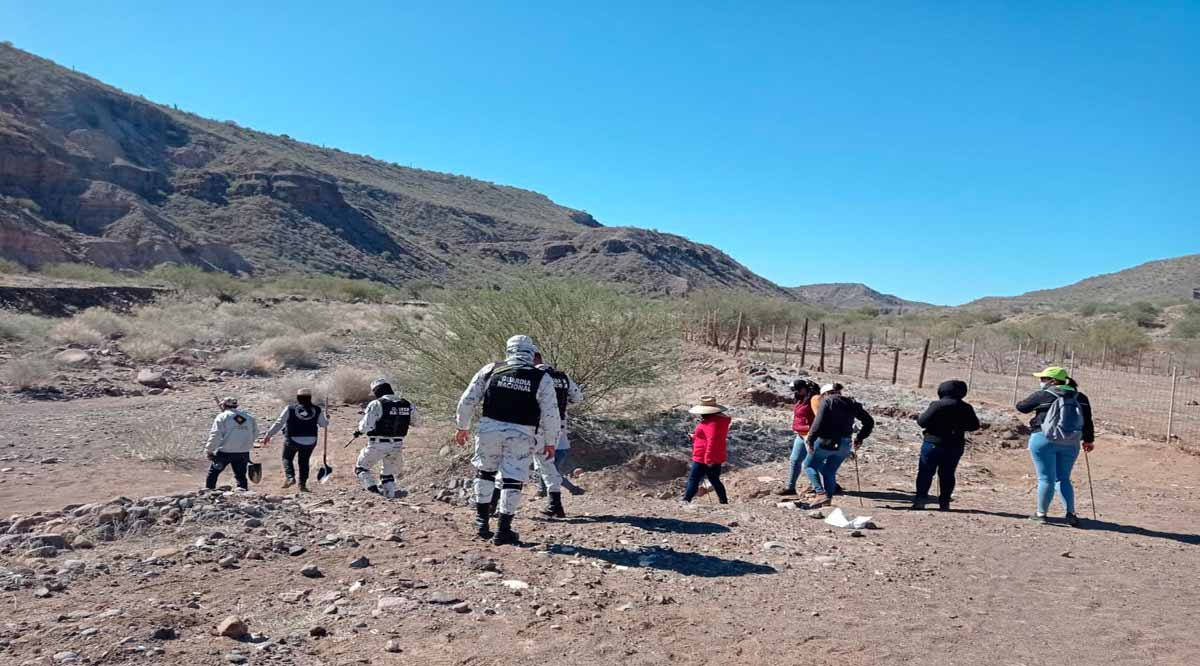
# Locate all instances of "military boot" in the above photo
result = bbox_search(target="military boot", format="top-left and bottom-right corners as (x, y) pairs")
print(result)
(489, 487), (502, 517)
(492, 513), (519, 546)
(474, 503), (494, 540)
(541, 492), (566, 519)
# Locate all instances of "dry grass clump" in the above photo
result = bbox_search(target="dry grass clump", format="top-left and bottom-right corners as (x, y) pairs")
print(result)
(272, 375), (328, 405)
(1, 357), (52, 389)
(326, 367), (377, 404)
(0, 314), (53, 342)
(215, 349), (282, 375)
(74, 307), (128, 339)
(49, 319), (105, 347)
(124, 420), (205, 467)
(120, 337), (175, 362)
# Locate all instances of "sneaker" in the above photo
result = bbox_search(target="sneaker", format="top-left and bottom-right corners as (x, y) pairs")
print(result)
(774, 487), (798, 496)
(937, 502), (950, 512)
(282, 478), (296, 489)
(1029, 513), (1048, 524)
(1065, 513), (1080, 527)
(298, 483), (309, 493)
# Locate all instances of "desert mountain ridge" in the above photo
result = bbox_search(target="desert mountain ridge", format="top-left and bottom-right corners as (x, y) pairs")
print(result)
(1, 44), (1194, 311)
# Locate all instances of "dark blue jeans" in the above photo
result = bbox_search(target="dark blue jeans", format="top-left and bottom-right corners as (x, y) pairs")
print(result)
(206, 451), (250, 490)
(915, 441), (963, 507)
(683, 462), (728, 503)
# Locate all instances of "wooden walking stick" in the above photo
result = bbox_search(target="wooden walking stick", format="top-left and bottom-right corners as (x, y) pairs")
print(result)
(1083, 448), (1097, 519)
(852, 451), (864, 507)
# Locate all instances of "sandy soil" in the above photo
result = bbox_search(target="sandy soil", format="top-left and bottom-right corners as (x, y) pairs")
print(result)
(1, 348), (1198, 666)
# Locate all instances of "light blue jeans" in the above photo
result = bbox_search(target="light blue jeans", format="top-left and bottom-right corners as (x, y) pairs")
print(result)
(786, 436), (813, 491)
(803, 437), (852, 499)
(1029, 432), (1080, 515)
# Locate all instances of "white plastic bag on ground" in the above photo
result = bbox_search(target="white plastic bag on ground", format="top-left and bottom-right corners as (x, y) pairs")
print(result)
(823, 507), (874, 530)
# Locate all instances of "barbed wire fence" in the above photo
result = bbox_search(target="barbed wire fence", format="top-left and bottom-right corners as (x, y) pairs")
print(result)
(685, 314), (1199, 450)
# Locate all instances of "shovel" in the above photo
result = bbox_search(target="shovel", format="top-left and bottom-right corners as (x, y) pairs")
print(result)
(317, 397), (334, 484)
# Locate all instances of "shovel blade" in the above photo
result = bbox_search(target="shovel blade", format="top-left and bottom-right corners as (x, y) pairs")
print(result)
(317, 465), (334, 484)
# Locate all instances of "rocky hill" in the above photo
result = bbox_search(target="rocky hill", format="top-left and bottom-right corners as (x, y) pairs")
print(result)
(787, 282), (930, 311)
(0, 45), (787, 297)
(967, 254), (1200, 309)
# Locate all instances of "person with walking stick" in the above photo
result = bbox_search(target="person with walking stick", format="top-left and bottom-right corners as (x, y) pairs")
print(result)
(1067, 377), (1098, 519)
(804, 384), (874, 508)
(1016, 367), (1096, 526)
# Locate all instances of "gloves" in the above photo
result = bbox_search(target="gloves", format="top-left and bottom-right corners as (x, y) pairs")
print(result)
(206, 451), (216, 462)
(352, 430), (362, 438)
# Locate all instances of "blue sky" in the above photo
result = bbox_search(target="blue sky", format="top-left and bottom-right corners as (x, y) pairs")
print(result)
(3, 1), (1198, 304)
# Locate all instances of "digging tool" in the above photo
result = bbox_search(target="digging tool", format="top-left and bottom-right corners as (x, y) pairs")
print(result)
(1083, 448), (1097, 519)
(317, 396), (334, 483)
(342, 434), (362, 449)
(852, 450), (864, 507)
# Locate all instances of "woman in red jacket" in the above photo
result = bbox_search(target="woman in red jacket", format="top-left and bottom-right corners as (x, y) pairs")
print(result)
(682, 395), (731, 504)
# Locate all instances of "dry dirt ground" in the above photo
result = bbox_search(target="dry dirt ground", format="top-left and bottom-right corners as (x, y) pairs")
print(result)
(1, 348), (1199, 666)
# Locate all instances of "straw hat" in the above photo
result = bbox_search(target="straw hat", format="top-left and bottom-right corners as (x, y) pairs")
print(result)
(688, 395), (726, 415)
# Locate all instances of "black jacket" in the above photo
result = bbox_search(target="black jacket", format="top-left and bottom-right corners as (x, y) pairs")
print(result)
(917, 380), (980, 447)
(1015, 386), (1095, 443)
(809, 394), (875, 443)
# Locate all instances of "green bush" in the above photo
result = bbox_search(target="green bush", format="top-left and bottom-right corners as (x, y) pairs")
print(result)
(0, 257), (28, 274)
(1079, 319), (1150, 360)
(1172, 312), (1200, 339)
(265, 274), (401, 303)
(144, 264), (248, 298)
(0, 314), (53, 342)
(395, 277), (675, 415)
(1121, 301), (1159, 327)
(39, 262), (129, 283)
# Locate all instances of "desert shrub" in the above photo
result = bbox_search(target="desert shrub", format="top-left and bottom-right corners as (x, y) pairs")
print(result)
(215, 349), (281, 375)
(394, 277), (675, 415)
(1121, 301), (1160, 327)
(144, 264), (248, 298)
(1172, 311), (1200, 339)
(0, 257), (28, 273)
(270, 304), (335, 334)
(124, 420), (205, 466)
(120, 337), (174, 362)
(265, 274), (400, 303)
(0, 314), (53, 342)
(257, 335), (324, 368)
(49, 319), (105, 346)
(325, 366), (377, 404)
(272, 375), (328, 405)
(74, 308), (129, 339)
(38, 262), (128, 283)
(1, 357), (52, 389)
(1078, 319), (1150, 360)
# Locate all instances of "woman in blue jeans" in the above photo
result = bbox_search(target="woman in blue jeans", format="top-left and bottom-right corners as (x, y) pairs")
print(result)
(1016, 367), (1096, 526)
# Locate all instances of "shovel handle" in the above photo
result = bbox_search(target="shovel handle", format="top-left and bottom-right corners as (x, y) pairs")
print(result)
(342, 435), (361, 449)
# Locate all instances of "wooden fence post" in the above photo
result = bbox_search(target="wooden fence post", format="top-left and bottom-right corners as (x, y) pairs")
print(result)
(1011, 341), (1024, 405)
(967, 337), (977, 388)
(733, 313), (744, 355)
(838, 331), (846, 374)
(782, 323), (791, 363)
(917, 338), (930, 388)
(800, 319), (809, 367)
(891, 348), (900, 384)
(865, 334), (874, 379)
(818, 324), (827, 372)
(1068, 349), (1075, 376)
(1100, 343), (1107, 370)
(1167, 365), (1178, 443)
(771, 323), (777, 358)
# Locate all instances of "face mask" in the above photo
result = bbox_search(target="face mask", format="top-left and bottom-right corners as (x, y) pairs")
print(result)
(297, 395), (313, 406)
(1039, 380), (1053, 390)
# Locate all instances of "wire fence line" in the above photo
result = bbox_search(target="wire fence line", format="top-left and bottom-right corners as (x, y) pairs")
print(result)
(686, 318), (1199, 450)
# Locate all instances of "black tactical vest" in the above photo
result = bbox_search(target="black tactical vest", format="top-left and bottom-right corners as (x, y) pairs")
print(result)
(285, 403), (322, 439)
(545, 367), (571, 420)
(481, 362), (545, 427)
(368, 398), (412, 438)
